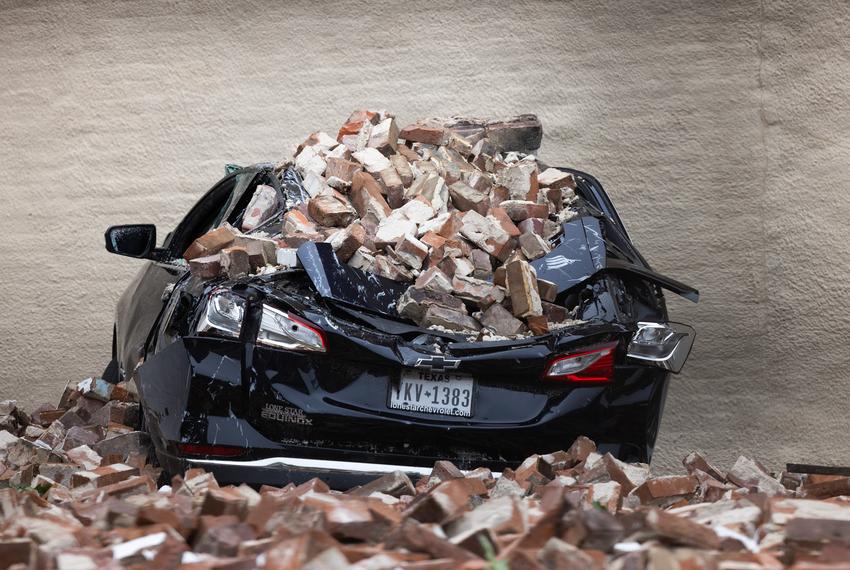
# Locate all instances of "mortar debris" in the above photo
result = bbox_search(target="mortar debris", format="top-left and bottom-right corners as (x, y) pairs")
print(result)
(1, 383), (849, 568)
(183, 111), (585, 339)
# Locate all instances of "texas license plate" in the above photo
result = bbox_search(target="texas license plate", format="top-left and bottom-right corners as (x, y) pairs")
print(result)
(389, 370), (475, 417)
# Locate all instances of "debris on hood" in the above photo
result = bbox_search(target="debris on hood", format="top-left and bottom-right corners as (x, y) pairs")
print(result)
(182, 110), (595, 338)
(1, 389), (847, 568)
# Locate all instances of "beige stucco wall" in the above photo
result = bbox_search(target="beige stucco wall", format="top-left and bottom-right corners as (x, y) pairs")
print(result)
(1, 0), (848, 473)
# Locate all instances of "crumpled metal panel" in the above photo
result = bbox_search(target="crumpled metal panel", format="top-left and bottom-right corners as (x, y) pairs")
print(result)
(296, 241), (409, 316)
(531, 216), (699, 303)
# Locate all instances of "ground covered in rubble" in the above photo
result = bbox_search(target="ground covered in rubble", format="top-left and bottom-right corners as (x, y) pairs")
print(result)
(3, 380), (850, 569)
(183, 110), (588, 340)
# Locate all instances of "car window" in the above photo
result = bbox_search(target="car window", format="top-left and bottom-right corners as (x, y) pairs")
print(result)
(166, 173), (244, 260)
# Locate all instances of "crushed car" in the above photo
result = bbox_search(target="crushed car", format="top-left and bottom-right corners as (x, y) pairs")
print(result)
(104, 111), (698, 487)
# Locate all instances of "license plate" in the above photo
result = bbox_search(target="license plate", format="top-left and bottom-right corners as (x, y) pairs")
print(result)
(389, 370), (475, 417)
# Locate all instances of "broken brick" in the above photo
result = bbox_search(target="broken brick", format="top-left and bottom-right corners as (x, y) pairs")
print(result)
(241, 185), (278, 231)
(448, 181), (489, 214)
(367, 117), (399, 156)
(325, 157), (362, 183)
(308, 190), (357, 227)
(183, 225), (238, 261)
(399, 120), (447, 146)
(420, 305), (481, 333)
(221, 246), (251, 279)
(506, 260), (542, 318)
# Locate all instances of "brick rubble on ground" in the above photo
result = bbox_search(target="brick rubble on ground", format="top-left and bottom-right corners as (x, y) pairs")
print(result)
(182, 110), (585, 339)
(3, 388), (850, 568)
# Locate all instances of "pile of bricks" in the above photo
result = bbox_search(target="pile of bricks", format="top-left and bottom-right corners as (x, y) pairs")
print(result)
(183, 111), (582, 338)
(4, 386), (850, 568)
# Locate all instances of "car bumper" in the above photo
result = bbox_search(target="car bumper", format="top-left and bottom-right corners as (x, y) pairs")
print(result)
(139, 336), (670, 483)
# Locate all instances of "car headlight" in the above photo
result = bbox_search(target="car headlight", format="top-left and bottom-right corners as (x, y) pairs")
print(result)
(197, 290), (245, 338)
(197, 292), (325, 352)
(626, 321), (695, 373)
(257, 304), (326, 352)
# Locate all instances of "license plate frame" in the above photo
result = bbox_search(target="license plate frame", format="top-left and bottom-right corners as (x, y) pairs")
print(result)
(388, 370), (476, 418)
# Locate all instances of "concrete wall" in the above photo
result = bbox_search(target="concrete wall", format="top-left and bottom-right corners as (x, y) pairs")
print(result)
(1, 0), (848, 472)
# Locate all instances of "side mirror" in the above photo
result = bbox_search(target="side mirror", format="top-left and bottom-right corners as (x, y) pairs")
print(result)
(105, 225), (162, 260)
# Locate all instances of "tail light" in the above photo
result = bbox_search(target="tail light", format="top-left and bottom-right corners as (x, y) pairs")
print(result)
(177, 443), (246, 457)
(256, 305), (327, 353)
(543, 342), (618, 383)
(627, 322), (695, 373)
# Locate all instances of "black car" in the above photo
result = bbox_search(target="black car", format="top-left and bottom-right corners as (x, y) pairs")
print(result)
(104, 163), (697, 487)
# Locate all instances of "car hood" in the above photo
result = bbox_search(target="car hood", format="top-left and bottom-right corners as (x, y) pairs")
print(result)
(295, 215), (698, 322)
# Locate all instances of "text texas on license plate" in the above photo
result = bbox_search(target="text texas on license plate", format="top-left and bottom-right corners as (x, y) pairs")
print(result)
(389, 370), (475, 417)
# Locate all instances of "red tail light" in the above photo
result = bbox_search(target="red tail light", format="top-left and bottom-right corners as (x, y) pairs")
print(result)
(177, 443), (246, 457)
(543, 342), (618, 383)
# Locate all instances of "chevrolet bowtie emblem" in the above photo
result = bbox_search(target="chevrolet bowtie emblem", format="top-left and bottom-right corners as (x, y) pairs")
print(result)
(414, 356), (461, 372)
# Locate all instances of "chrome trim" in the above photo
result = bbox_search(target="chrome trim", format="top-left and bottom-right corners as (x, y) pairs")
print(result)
(188, 455), (501, 478)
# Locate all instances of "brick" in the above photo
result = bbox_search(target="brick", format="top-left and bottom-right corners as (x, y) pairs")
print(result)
(89, 401), (139, 428)
(220, 246), (251, 278)
(183, 225), (239, 261)
(469, 249), (492, 280)
(506, 260), (542, 318)
(367, 117), (399, 156)
(460, 210), (514, 262)
(399, 120), (447, 145)
(420, 305), (481, 333)
(72, 463), (138, 488)
(517, 217), (546, 236)
(633, 475), (697, 504)
(328, 223), (367, 263)
(501, 200), (549, 222)
(349, 471), (415, 498)
(418, 211), (463, 239)
(350, 171), (392, 220)
(392, 196), (436, 226)
(485, 114), (543, 153)
(325, 157), (362, 183)
(487, 206), (521, 238)
(37, 462), (80, 486)
(375, 217), (418, 250)
(395, 234), (430, 270)
(538, 168), (576, 190)
(412, 267), (456, 294)
(240, 184), (278, 231)
(479, 304), (525, 336)
(448, 181), (489, 214)
(452, 275), (505, 308)
(233, 235), (277, 270)
(406, 172), (449, 213)
(497, 160), (539, 201)
(372, 254), (415, 282)
(390, 154), (414, 188)
(201, 486), (248, 518)
(283, 209), (318, 235)
(378, 167), (405, 207)
(726, 456), (787, 496)
(0, 538), (34, 569)
(683, 451), (726, 482)
(299, 131), (340, 154)
(602, 453), (650, 494)
(66, 445), (102, 470)
(405, 478), (486, 523)
(518, 232), (551, 260)
(352, 147), (392, 173)
(643, 508), (721, 550)
(525, 315), (549, 336)
(189, 253), (221, 279)
(308, 190), (357, 227)
(295, 144), (327, 178)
